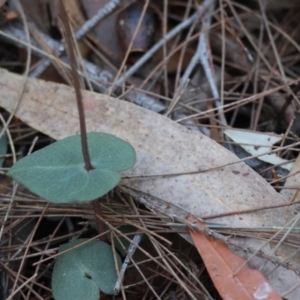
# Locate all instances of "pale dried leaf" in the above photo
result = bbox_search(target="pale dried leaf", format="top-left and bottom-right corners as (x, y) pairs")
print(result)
(224, 129), (293, 171)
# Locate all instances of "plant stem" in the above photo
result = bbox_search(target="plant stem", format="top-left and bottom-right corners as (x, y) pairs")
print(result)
(58, 0), (93, 171)
(59, 1), (105, 238)
(92, 200), (107, 242)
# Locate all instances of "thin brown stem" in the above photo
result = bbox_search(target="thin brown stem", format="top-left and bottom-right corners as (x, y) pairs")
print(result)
(58, 1), (106, 235)
(58, 0), (93, 171)
(92, 200), (107, 241)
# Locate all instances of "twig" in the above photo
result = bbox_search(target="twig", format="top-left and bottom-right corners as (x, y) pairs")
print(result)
(183, 0), (227, 127)
(169, 1), (216, 135)
(198, 1), (218, 97)
(179, 1), (210, 87)
(113, 234), (142, 294)
(75, 0), (121, 40)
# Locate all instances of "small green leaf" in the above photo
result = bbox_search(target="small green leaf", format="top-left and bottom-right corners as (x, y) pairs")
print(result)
(7, 133), (136, 203)
(0, 126), (7, 168)
(52, 238), (122, 300)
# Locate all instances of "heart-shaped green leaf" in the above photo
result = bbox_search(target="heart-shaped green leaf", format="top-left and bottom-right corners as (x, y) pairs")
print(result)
(7, 133), (136, 203)
(52, 238), (122, 300)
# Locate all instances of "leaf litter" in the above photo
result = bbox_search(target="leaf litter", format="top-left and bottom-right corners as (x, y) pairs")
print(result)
(2, 0), (300, 299)
(0, 66), (299, 298)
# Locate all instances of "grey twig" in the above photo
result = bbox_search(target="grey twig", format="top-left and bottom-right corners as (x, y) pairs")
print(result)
(180, 0), (217, 98)
(197, 0), (228, 127)
(113, 234), (142, 294)
(198, 0), (219, 99)
(175, 0), (227, 138)
(179, 3), (210, 87)
(75, 0), (121, 40)
(170, 1), (213, 135)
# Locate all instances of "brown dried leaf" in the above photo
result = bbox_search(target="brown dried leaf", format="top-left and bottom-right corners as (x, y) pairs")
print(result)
(188, 217), (282, 300)
(81, 0), (130, 62)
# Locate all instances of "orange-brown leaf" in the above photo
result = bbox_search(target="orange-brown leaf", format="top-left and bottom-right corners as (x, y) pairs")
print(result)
(188, 216), (282, 300)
